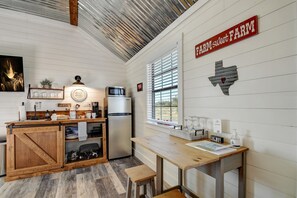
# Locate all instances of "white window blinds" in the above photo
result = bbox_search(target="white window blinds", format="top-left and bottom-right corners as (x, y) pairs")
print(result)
(147, 48), (178, 124)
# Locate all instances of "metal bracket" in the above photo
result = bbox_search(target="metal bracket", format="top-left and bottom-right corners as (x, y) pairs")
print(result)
(6, 123), (62, 133)
(9, 124), (13, 134)
(6, 123), (15, 134)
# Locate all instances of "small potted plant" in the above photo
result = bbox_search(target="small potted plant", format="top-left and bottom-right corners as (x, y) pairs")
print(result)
(40, 78), (52, 88)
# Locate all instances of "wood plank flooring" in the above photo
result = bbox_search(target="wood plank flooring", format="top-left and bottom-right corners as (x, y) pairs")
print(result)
(0, 157), (142, 198)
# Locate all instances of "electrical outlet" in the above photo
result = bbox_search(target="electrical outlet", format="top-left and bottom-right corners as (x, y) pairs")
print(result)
(35, 102), (41, 109)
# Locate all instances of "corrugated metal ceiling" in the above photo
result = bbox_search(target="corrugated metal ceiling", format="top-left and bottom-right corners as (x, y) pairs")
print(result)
(0, 0), (198, 62)
(79, 0), (198, 61)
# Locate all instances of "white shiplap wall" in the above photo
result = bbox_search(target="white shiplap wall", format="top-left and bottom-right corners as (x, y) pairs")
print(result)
(126, 0), (297, 197)
(0, 8), (126, 138)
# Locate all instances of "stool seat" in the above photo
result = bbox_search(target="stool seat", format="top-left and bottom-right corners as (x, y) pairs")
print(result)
(125, 164), (156, 198)
(153, 189), (186, 198)
(125, 164), (156, 183)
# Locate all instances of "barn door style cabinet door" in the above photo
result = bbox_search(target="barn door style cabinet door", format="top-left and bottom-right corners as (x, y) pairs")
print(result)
(6, 126), (64, 179)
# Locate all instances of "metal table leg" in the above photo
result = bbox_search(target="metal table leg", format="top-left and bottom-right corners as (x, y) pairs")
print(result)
(178, 168), (183, 186)
(215, 159), (224, 198)
(156, 155), (163, 195)
(238, 152), (247, 198)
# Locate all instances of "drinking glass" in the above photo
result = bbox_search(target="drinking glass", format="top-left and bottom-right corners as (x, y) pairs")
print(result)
(184, 117), (188, 130)
(199, 117), (206, 129)
(188, 116), (194, 130)
(42, 92), (47, 98)
(206, 119), (213, 132)
(33, 91), (39, 98)
(184, 116), (192, 130)
(192, 116), (199, 130)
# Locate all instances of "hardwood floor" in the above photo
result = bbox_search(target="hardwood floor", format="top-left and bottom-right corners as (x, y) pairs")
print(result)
(0, 157), (142, 198)
(0, 177), (4, 189)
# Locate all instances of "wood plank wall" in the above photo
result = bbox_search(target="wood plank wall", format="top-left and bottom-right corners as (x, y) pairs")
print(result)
(126, 0), (297, 197)
(0, 8), (126, 138)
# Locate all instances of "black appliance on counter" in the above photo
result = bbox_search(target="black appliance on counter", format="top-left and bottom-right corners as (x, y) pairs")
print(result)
(92, 102), (99, 118)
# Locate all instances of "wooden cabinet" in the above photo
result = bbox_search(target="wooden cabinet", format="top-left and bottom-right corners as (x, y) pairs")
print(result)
(63, 122), (107, 170)
(6, 126), (64, 180)
(5, 118), (107, 181)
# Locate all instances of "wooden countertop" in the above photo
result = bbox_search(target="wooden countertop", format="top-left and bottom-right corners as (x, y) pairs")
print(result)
(131, 132), (248, 170)
(5, 118), (106, 126)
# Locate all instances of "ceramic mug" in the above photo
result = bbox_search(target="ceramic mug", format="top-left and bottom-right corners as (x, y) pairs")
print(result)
(33, 91), (39, 98)
(91, 113), (96, 118)
(69, 110), (76, 119)
(86, 112), (91, 119)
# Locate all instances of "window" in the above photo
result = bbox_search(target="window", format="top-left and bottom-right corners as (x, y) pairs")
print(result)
(147, 48), (178, 124)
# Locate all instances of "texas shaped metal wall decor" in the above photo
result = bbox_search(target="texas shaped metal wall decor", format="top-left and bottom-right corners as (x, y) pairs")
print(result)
(208, 60), (238, 95)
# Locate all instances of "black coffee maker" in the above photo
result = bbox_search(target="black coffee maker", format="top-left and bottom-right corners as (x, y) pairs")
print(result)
(92, 102), (99, 118)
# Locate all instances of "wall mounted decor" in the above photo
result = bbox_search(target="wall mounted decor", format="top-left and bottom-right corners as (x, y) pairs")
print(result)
(57, 103), (71, 108)
(0, 55), (24, 92)
(137, 82), (143, 92)
(71, 88), (88, 102)
(209, 60), (238, 95)
(195, 15), (258, 58)
(40, 78), (52, 88)
(72, 75), (85, 85)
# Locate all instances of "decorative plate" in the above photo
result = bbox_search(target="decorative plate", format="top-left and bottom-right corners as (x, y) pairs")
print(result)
(71, 88), (87, 102)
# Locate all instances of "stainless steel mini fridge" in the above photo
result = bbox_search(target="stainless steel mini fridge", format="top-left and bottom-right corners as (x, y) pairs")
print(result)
(106, 96), (132, 159)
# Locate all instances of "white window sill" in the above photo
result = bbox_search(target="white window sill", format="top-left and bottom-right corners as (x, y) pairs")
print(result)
(145, 121), (175, 134)
(146, 121), (175, 128)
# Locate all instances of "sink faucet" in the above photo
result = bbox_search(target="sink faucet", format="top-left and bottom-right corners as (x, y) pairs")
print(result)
(31, 105), (39, 120)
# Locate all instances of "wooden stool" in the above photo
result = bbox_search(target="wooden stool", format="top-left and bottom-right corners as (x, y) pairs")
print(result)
(153, 189), (186, 198)
(125, 164), (156, 198)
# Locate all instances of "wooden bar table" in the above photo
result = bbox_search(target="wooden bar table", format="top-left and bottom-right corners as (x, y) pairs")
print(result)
(131, 133), (248, 198)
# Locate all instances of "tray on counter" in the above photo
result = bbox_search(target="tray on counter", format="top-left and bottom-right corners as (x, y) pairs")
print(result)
(169, 128), (208, 141)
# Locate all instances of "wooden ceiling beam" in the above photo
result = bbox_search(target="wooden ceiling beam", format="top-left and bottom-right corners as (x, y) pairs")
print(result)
(69, 0), (78, 26)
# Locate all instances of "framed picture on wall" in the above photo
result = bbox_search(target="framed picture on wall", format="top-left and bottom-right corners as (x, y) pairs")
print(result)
(0, 55), (24, 92)
(137, 82), (143, 92)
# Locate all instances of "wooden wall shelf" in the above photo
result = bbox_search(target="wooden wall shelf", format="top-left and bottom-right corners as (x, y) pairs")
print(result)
(27, 84), (65, 100)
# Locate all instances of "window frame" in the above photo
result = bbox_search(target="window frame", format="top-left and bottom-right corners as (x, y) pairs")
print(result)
(147, 36), (183, 126)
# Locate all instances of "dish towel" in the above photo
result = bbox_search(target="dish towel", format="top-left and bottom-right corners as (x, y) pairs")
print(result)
(78, 122), (87, 141)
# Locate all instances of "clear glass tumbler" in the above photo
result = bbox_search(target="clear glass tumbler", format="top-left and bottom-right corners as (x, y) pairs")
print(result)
(184, 116), (192, 130)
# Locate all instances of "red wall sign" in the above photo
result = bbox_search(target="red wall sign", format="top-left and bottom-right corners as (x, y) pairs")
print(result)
(195, 15), (258, 58)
